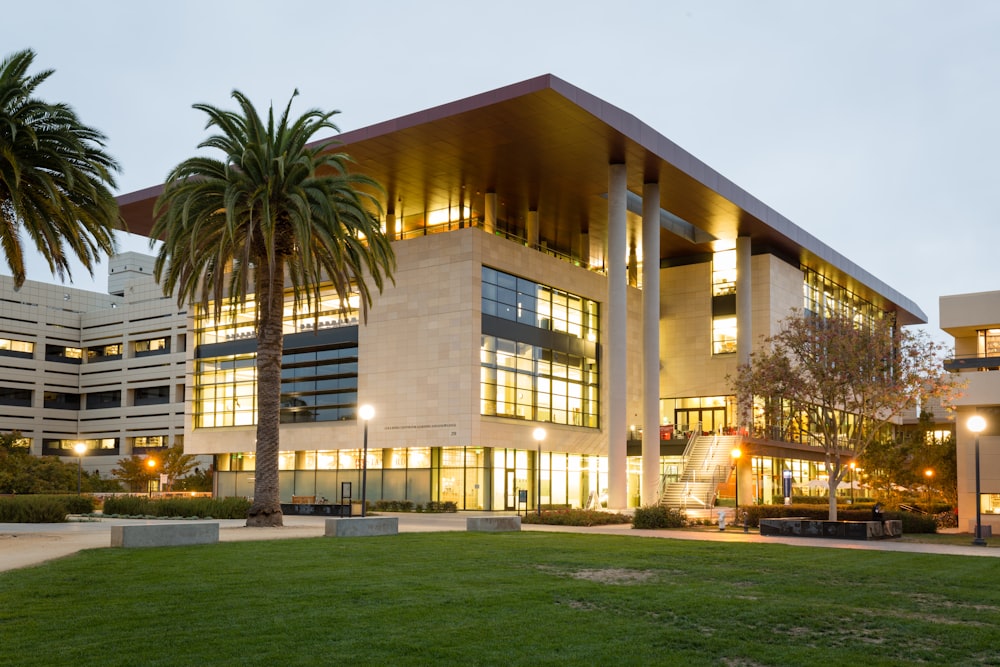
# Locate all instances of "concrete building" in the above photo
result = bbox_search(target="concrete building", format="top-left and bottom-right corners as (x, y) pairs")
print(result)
(941, 291), (1000, 534)
(0, 252), (189, 478)
(71, 75), (927, 509)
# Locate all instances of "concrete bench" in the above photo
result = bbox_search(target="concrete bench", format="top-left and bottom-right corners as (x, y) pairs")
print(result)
(111, 522), (220, 548)
(325, 516), (398, 537)
(759, 517), (902, 540)
(467, 516), (521, 532)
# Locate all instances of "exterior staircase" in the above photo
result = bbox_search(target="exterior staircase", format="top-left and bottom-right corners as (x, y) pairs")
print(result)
(659, 433), (742, 513)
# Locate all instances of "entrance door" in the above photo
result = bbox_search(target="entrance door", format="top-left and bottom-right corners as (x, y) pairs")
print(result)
(675, 407), (726, 435)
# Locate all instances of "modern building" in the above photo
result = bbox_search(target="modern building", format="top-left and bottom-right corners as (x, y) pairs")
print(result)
(0, 252), (192, 478)
(60, 74), (927, 510)
(941, 291), (1000, 534)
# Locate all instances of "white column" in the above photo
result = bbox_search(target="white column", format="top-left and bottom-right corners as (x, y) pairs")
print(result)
(526, 210), (539, 249)
(641, 182), (661, 506)
(607, 163), (628, 510)
(736, 236), (752, 429)
(386, 211), (397, 241)
(484, 192), (497, 235)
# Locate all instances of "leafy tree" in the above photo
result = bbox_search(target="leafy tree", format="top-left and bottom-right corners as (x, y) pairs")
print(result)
(0, 431), (77, 493)
(111, 455), (158, 493)
(152, 91), (395, 526)
(0, 49), (121, 287)
(160, 444), (199, 491)
(732, 312), (959, 520)
(174, 464), (214, 492)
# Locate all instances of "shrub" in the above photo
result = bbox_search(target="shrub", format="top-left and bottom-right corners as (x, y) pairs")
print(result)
(102, 495), (251, 519)
(372, 500), (415, 512)
(61, 495), (97, 514)
(739, 504), (937, 533)
(0, 495), (68, 522)
(521, 509), (631, 527)
(632, 505), (687, 529)
(419, 501), (457, 513)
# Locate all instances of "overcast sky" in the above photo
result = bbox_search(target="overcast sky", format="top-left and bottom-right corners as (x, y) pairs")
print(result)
(3, 1), (998, 339)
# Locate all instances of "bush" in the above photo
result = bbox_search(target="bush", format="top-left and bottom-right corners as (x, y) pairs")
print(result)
(521, 509), (631, 527)
(739, 504), (937, 533)
(0, 495), (68, 522)
(419, 501), (457, 513)
(102, 495), (251, 519)
(372, 500), (415, 512)
(61, 495), (97, 514)
(632, 505), (687, 529)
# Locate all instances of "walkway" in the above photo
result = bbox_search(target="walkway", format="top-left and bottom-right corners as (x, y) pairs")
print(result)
(1, 513), (997, 574)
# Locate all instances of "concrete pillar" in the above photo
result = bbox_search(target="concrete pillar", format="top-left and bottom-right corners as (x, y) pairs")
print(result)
(484, 193), (497, 235)
(386, 211), (397, 241)
(607, 163), (628, 510)
(526, 210), (539, 249)
(736, 236), (752, 429)
(641, 182), (661, 507)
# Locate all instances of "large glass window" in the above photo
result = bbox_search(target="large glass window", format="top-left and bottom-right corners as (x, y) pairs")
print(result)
(712, 316), (737, 355)
(803, 268), (880, 329)
(0, 386), (31, 407)
(134, 337), (169, 356)
(86, 390), (121, 409)
(712, 249), (736, 296)
(480, 334), (598, 427)
(481, 267), (598, 343)
(194, 286), (361, 346)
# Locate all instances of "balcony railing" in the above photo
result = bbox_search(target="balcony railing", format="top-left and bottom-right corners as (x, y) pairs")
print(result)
(944, 354), (1000, 372)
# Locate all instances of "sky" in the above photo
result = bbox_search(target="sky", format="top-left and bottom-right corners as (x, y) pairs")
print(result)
(3, 0), (998, 340)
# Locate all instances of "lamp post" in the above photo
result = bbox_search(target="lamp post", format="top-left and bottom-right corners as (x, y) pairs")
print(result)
(924, 468), (934, 508)
(533, 427), (546, 515)
(146, 457), (158, 497)
(849, 461), (856, 505)
(73, 442), (87, 495)
(968, 415), (987, 546)
(731, 447), (742, 511)
(359, 404), (375, 517)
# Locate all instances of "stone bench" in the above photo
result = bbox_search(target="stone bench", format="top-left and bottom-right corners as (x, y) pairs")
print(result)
(325, 516), (398, 537)
(467, 516), (521, 532)
(111, 522), (220, 548)
(759, 517), (902, 540)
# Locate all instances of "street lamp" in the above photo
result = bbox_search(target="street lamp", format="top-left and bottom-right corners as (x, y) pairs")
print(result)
(849, 461), (856, 505)
(968, 415), (987, 546)
(731, 447), (742, 511)
(533, 427), (546, 516)
(924, 468), (934, 508)
(73, 442), (87, 495)
(359, 404), (375, 517)
(146, 457), (158, 497)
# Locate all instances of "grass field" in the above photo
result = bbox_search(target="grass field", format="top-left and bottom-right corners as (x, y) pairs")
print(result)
(1, 532), (998, 666)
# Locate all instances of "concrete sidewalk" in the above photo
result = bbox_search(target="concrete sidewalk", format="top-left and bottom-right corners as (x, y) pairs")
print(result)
(2, 512), (998, 574)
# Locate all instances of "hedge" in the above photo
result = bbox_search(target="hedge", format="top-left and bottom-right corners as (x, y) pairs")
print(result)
(0, 494), (95, 522)
(102, 496), (251, 519)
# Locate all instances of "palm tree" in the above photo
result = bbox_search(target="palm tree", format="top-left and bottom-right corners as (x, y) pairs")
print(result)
(0, 49), (121, 288)
(152, 90), (395, 527)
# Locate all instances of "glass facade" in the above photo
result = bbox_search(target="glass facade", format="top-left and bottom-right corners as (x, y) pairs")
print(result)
(803, 267), (881, 328)
(480, 267), (599, 427)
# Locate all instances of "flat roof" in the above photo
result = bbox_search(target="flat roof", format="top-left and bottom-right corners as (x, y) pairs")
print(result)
(118, 74), (925, 324)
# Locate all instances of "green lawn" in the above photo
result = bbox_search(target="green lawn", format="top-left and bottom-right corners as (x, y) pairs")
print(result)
(1, 533), (998, 666)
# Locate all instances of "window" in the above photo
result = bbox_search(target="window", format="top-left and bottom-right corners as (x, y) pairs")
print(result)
(712, 316), (737, 355)
(45, 344), (83, 363)
(86, 390), (121, 409)
(0, 337), (34, 358)
(0, 386), (32, 407)
(134, 385), (170, 406)
(133, 435), (167, 449)
(43, 391), (80, 410)
(480, 334), (598, 427)
(712, 249), (736, 296)
(134, 337), (169, 356)
(802, 268), (880, 329)
(87, 343), (122, 362)
(979, 329), (1000, 358)
(481, 267), (598, 343)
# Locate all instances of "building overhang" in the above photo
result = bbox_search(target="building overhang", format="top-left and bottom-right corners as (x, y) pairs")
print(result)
(117, 74), (926, 325)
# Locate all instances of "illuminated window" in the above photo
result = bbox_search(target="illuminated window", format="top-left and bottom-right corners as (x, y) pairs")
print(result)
(480, 335), (598, 427)
(134, 337), (169, 356)
(712, 249), (736, 296)
(712, 316), (737, 355)
(481, 267), (598, 343)
(0, 337), (34, 358)
(802, 268), (881, 329)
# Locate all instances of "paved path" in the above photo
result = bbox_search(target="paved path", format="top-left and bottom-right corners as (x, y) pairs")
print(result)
(2, 513), (997, 574)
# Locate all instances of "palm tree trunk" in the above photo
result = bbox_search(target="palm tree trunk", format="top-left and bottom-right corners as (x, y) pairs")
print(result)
(246, 259), (286, 527)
